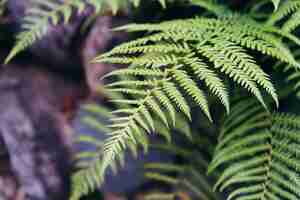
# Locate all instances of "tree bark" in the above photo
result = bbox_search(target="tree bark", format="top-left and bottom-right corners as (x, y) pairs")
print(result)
(0, 66), (82, 200)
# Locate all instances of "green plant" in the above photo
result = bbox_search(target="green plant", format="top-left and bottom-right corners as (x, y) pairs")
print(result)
(6, 0), (300, 200)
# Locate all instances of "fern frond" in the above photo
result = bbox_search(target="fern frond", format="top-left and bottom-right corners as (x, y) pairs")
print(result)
(72, 2), (300, 199)
(91, 79), (183, 194)
(6, 0), (89, 63)
(71, 102), (118, 200)
(5, 0), (168, 63)
(115, 17), (296, 62)
(99, 15), (294, 113)
(71, 88), (197, 199)
(209, 98), (300, 200)
(90, 15), (300, 188)
(274, 48), (300, 98)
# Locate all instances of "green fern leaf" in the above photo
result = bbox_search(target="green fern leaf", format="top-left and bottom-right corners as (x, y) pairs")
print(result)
(283, 10), (300, 32)
(6, 0), (88, 63)
(186, 57), (230, 114)
(153, 90), (176, 126)
(199, 44), (268, 109)
(171, 69), (212, 121)
(162, 82), (192, 120)
(102, 68), (164, 79)
(71, 3), (300, 199)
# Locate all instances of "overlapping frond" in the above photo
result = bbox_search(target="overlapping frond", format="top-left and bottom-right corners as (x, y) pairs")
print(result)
(71, 99), (153, 199)
(5, 0), (168, 63)
(144, 131), (221, 200)
(114, 16), (298, 64)
(209, 98), (300, 200)
(99, 66), (209, 176)
(267, 0), (300, 32)
(274, 47), (300, 98)
(71, 103), (114, 200)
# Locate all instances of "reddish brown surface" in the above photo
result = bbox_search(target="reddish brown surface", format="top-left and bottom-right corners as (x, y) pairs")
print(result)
(81, 15), (129, 92)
